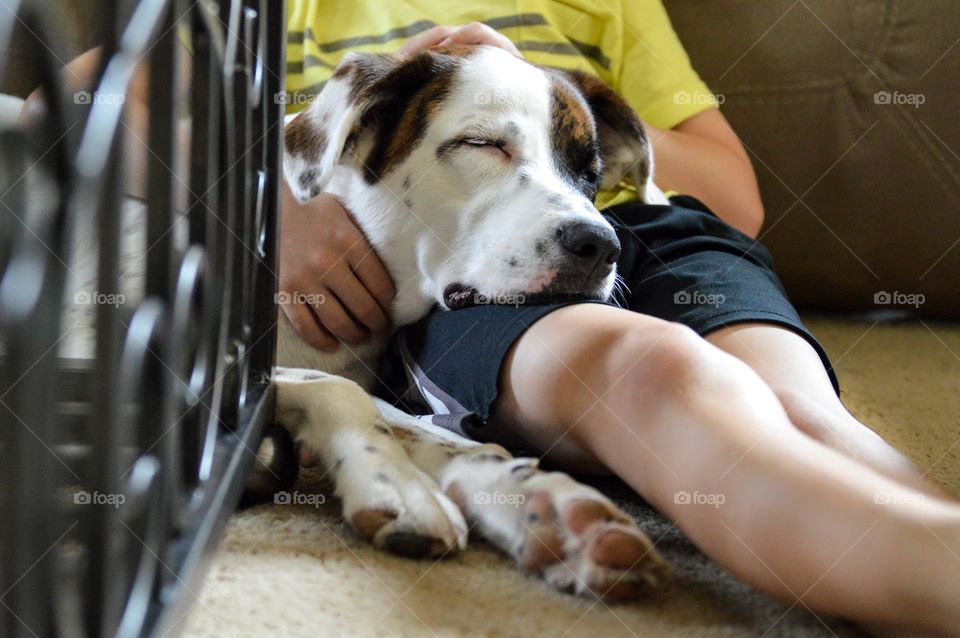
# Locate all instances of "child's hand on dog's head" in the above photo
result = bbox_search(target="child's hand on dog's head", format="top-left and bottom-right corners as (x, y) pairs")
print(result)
(278, 185), (396, 352)
(396, 22), (523, 59)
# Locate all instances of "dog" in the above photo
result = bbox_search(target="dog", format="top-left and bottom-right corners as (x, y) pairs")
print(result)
(272, 44), (673, 599)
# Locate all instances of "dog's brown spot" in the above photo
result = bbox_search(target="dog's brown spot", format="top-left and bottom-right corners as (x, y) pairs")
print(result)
(291, 49), (466, 187)
(549, 76), (599, 192)
(360, 48), (478, 183)
(351, 507), (398, 538)
(364, 444), (379, 453)
(561, 70), (650, 186)
(334, 53), (397, 104)
(374, 472), (390, 484)
(563, 70), (643, 142)
(284, 115), (325, 163)
(389, 426), (421, 442)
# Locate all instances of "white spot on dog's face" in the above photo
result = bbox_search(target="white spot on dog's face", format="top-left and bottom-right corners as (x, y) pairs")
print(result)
(400, 47), (618, 308)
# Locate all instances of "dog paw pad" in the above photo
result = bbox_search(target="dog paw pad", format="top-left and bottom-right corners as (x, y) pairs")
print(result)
(563, 498), (621, 534)
(590, 528), (649, 569)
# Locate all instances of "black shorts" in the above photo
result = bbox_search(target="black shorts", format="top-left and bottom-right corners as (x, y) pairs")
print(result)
(376, 195), (838, 441)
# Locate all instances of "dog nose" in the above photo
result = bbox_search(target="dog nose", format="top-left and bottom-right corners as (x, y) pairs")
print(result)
(556, 221), (621, 270)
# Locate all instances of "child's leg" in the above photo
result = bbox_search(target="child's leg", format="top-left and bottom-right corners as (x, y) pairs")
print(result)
(493, 303), (960, 635)
(706, 323), (958, 502)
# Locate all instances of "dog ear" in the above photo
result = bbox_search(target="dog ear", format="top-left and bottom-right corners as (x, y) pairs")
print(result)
(561, 70), (663, 203)
(283, 52), (397, 202)
(283, 51), (448, 203)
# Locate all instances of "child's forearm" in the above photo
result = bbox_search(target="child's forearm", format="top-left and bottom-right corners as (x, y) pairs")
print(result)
(645, 110), (765, 238)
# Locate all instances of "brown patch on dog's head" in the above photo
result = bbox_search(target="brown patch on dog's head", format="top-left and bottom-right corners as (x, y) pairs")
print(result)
(558, 70), (652, 193)
(333, 52), (398, 104)
(284, 117), (325, 163)
(549, 76), (603, 199)
(283, 48), (477, 201)
(359, 50), (466, 183)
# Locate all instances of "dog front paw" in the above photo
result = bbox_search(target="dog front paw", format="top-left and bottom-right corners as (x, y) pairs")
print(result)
(445, 455), (669, 599)
(338, 450), (469, 559)
(517, 486), (670, 599)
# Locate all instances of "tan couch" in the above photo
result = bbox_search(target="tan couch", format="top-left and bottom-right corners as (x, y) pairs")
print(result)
(664, 0), (960, 317)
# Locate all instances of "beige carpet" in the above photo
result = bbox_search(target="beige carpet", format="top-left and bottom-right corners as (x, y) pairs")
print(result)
(180, 318), (960, 638)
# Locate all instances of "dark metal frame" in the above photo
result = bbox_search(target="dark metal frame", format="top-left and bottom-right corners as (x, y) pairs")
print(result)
(0, 1), (284, 636)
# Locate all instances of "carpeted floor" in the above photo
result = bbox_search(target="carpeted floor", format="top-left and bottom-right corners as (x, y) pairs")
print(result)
(180, 317), (960, 638)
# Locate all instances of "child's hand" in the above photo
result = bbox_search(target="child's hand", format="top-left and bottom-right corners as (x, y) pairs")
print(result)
(279, 183), (395, 352)
(397, 22), (523, 58)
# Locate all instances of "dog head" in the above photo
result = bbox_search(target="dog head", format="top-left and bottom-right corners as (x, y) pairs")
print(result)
(283, 45), (656, 322)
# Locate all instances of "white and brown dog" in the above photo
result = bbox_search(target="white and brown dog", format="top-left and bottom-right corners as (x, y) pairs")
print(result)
(275, 44), (671, 599)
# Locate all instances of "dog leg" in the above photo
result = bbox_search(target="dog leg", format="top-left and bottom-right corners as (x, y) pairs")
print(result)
(274, 367), (467, 558)
(371, 399), (670, 599)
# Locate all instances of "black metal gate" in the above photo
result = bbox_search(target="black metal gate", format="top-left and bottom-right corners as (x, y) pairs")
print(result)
(0, 1), (284, 636)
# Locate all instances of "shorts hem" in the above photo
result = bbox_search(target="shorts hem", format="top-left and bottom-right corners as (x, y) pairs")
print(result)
(478, 299), (613, 421)
(693, 309), (840, 395)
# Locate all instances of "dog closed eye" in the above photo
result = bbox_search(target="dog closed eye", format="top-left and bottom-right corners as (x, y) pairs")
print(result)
(437, 136), (513, 162)
(461, 138), (509, 156)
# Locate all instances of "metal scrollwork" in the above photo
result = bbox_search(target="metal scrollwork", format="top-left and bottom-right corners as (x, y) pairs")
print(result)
(0, 1), (284, 636)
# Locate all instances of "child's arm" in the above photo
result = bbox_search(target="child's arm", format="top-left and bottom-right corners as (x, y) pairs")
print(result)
(646, 109), (765, 238)
(19, 46), (184, 203)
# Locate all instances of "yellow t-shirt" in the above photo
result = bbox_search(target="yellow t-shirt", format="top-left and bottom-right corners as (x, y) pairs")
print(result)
(283, 0), (716, 208)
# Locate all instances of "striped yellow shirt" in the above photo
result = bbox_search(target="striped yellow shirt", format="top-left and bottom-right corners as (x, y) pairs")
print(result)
(283, 0), (716, 208)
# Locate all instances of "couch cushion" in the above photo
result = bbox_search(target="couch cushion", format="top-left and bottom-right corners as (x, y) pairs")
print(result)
(664, 0), (960, 317)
